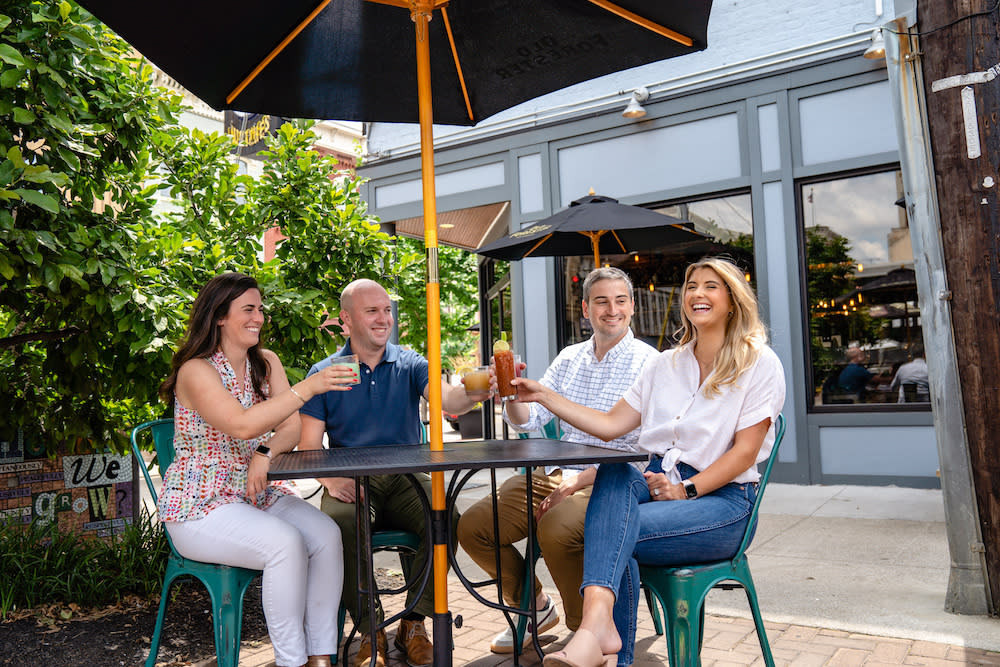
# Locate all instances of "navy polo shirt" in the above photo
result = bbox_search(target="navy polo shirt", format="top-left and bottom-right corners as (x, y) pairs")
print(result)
(300, 341), (429, 447)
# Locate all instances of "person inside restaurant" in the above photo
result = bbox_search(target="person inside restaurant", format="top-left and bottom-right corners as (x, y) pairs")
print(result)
(889, 342), (929, 402)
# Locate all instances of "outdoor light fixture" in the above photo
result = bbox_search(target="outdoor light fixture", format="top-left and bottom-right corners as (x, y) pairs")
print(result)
(622, 87), (650, 119)
(864, 28), (886, 59)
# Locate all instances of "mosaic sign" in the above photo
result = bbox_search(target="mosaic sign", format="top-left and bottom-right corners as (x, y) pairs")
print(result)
(0, 430), (138, 539)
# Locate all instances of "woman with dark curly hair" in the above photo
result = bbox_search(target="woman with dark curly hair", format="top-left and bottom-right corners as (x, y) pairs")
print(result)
(158, 272), (356, 667)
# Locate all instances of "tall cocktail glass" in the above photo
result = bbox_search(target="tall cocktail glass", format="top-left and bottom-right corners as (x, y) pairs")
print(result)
(494, 345), (518, 402)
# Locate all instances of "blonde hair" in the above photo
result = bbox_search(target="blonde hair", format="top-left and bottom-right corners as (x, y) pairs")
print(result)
(677, 257), (768, 397)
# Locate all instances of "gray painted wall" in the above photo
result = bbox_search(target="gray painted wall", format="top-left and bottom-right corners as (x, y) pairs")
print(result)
(357, 1), (940, 487)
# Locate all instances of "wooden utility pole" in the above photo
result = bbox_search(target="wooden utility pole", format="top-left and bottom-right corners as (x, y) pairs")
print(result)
(919, 0), (999, 613)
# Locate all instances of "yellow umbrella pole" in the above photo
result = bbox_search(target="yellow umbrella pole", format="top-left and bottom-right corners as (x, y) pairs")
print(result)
(411, 3), (451, 664)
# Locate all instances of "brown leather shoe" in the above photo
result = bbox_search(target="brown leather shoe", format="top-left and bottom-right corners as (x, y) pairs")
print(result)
(394, 618), (433, 667)
(353, 629), (388, 667)
(305, 657), (332, 667)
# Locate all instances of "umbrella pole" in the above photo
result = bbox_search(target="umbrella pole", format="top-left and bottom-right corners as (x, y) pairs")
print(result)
(412, 4), (452, 665)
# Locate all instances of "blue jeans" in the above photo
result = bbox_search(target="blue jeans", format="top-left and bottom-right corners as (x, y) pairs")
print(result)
(582, 461), (757, 667)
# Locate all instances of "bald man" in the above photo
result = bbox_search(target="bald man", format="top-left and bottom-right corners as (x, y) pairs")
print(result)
(298, 279), (488, 667)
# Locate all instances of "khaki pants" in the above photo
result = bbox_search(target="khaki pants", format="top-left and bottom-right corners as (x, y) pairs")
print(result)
(456, 468), (591, 630)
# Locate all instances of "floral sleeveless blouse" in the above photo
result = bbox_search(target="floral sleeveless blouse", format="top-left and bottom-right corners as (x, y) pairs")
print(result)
(158, 350), (297, 522)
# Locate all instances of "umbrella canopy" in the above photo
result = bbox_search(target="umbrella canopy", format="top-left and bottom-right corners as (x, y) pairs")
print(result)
(476, 194), (712, 266)
(836, 267), (917, 306)
(77, 0), (713, 126)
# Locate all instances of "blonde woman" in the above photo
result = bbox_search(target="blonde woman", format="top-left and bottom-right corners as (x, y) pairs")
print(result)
(511, 258), (786, 667)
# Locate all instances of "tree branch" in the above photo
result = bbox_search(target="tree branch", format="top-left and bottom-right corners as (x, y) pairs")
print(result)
(0, 327), (83, 348)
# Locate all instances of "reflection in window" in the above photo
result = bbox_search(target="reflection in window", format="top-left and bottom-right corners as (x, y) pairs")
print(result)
(802, 170), (929, 407)
(559, 193), (754, 351)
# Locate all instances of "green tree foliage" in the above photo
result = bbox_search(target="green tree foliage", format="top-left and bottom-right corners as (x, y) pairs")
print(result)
(1, 0), (407, 453)
(392, 236), (479, 371)
(1, 0), (182, 453)
(253, 124), (410, 378)
(804, 226), (880, 388)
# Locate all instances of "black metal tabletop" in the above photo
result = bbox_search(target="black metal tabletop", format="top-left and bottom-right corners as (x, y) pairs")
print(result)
(268, 438), (646, 480)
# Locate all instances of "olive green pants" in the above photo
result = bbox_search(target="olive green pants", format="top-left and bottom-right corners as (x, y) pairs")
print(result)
(320, 472), (458, 634)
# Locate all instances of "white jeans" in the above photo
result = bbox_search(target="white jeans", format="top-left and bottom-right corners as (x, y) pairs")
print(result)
(166, 496), (343, 667)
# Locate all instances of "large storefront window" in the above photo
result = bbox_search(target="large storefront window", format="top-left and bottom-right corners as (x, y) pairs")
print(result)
(559, 193), (754, 350)
(801, 169), (929, 408)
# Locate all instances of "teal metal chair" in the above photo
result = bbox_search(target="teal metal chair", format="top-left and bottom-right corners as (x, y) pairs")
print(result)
(131, 418), (261, 667)
(639, 413), (786, 667)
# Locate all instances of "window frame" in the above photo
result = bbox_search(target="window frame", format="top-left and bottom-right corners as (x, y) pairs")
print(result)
(795, 164), (930, 414)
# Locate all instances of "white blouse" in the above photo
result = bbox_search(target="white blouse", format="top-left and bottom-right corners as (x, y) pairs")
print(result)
(622, 344), (786, 484)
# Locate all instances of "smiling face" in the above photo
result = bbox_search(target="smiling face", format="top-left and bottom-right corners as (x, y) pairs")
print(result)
(217, 288), (265, 350)
(341, 282), (394, 353)
(582, 277), (634, 343)
(683, 267), (732, 333)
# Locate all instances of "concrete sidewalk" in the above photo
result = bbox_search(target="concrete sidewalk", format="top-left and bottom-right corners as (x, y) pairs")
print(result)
(213, 473), (1000, 667)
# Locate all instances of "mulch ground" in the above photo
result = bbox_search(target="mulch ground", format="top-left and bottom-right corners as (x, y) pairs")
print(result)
(0, 578), (270, 667)
(0, 568), (408, 667)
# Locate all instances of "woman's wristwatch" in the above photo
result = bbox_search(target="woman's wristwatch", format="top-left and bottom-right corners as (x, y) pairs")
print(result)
(682, 479), (698, 499)
(254, 444), (272, 459)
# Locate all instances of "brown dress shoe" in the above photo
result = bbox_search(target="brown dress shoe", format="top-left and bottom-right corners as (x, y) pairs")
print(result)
(305, 657), (332, 667)
(394, 618), (433, 667)
(353, 629), (388, 667)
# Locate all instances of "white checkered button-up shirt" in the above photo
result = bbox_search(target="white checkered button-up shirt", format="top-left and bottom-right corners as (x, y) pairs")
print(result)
(505, 329), (658, 473)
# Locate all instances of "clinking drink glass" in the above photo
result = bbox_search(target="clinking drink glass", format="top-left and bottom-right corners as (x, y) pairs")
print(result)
(493, 337), (518, 402)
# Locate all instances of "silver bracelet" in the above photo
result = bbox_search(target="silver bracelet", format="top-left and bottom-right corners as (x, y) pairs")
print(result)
(289, 386), (307, 403)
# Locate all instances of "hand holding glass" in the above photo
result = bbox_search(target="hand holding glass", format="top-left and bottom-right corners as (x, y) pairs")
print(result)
(335, 354), (361, 385)
(463, 366), (491, 394)
(494, 348), (518, 402)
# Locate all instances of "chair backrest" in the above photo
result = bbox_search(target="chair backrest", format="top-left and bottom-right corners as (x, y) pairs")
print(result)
(130, 418), (175, 506)
(732, 413), (785, 561)
(516, 417), (563, 440)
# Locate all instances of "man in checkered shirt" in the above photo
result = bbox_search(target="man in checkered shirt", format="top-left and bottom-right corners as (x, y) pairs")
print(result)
(457, 267), (658, 653)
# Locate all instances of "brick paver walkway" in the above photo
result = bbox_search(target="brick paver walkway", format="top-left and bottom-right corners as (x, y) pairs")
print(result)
(219, 579), (1000, 667)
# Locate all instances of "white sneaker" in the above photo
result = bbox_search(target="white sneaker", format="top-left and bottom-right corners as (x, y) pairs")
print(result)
(489, 596), (560, 653)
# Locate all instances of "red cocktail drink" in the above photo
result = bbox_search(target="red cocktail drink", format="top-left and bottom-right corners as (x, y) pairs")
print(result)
(494, 348), (518, 402)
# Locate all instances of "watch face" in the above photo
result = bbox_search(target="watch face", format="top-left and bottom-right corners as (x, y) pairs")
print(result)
(684, 481), (698, 498)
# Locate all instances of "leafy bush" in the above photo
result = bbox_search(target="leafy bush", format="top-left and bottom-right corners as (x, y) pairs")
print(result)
(0, 506), (167, 617)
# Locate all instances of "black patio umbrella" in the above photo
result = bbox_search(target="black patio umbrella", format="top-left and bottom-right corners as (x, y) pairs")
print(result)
(76, 1), (713, 126)
(476, 194), (713, 266)
(74, 1), (714, 661)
